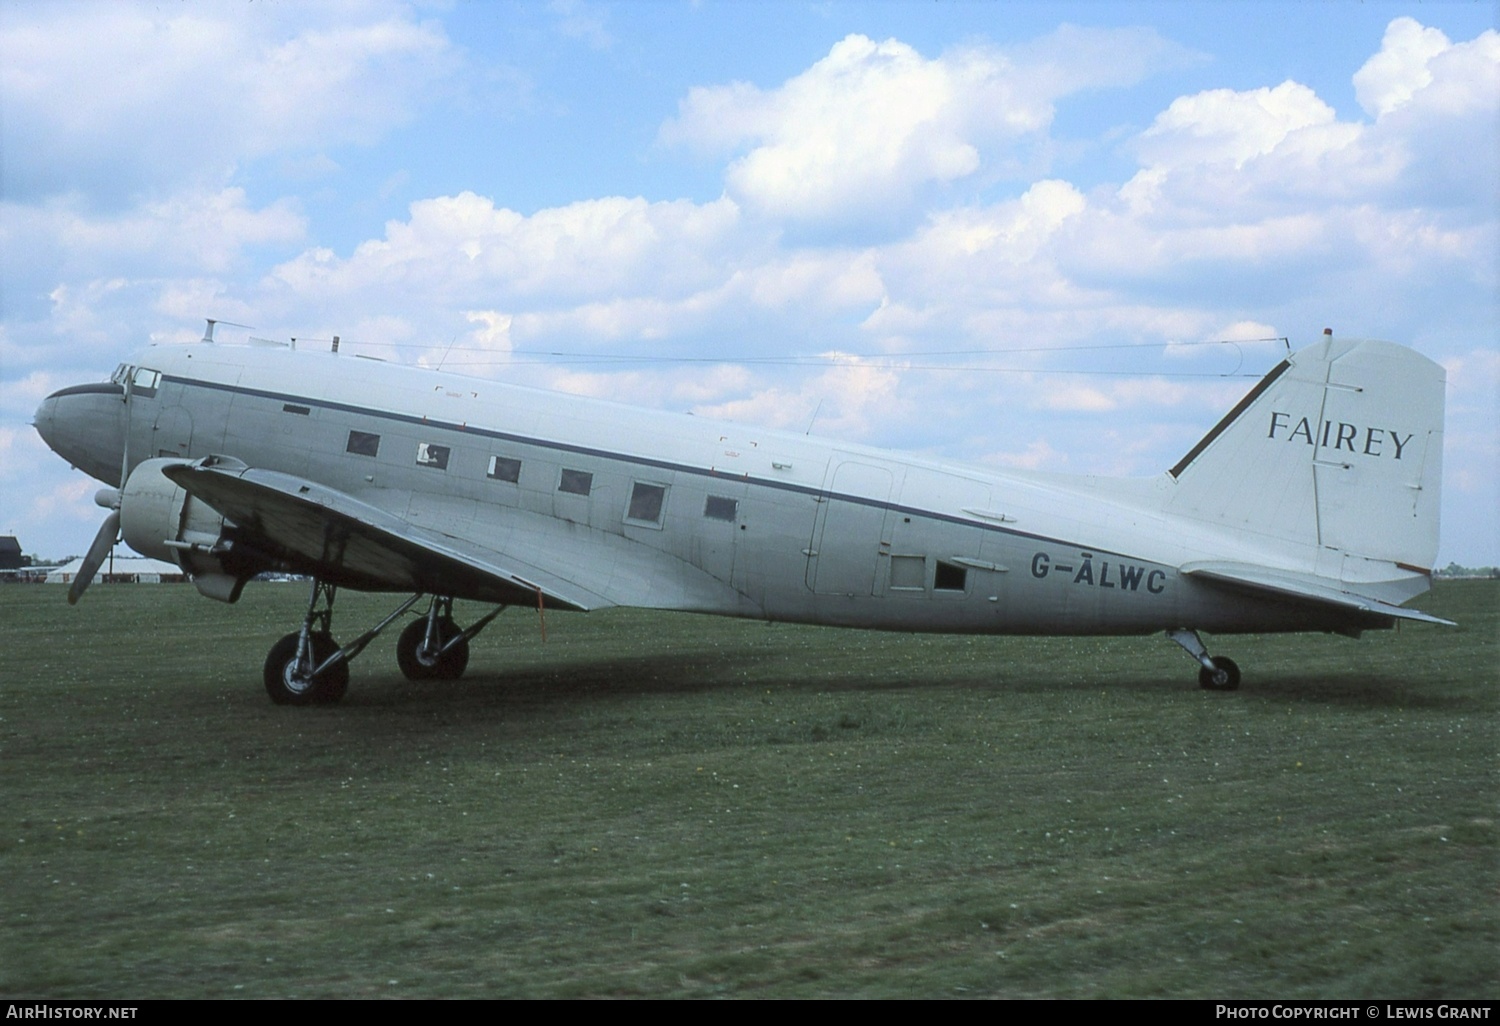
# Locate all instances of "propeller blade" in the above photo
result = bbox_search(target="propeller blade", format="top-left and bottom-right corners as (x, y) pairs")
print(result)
(68, 510), (121, 605)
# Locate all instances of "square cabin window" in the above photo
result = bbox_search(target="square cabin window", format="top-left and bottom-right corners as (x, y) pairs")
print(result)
(934, 561), (968, 592)
(704, 496), (738, 522)
(626, 482), (667, 525)
(559, 469), (592, 496)
(416, 442), (450, 470)
(890, 555), (926, 590)
(346, 430), (380, 457)
(487, 455), (521, 483)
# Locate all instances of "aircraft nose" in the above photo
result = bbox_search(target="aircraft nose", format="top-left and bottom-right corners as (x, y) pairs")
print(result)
(34, 381), (128, 486)
(33, 393), (59, 449)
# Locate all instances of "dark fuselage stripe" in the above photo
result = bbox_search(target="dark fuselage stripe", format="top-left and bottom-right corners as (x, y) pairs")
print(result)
(48, 382), (125, 399)
(162, 373), (1154, 564)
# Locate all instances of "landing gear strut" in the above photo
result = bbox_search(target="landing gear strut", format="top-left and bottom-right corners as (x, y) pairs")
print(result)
(396, 596), (507, 682)
(264, 579), (351, 705)
(1165, 628), (1241, 691)
(261, 583), (508, 704)
(263, 580), (423, 705)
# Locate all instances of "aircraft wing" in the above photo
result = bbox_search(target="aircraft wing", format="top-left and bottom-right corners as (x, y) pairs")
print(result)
(161, 461), (600, 610)
(1179, 561), (1454, 627)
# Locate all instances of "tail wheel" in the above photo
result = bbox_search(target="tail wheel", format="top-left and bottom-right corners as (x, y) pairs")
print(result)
(265, 631), (349, 705)
(1198, 655), (1241, 691)
(396, 618), (470, 681)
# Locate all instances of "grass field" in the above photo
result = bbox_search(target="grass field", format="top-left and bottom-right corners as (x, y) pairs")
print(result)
(1, 580), (1495, 998)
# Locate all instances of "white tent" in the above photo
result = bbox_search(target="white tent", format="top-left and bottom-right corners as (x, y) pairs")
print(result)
(45, 554), (186, 585)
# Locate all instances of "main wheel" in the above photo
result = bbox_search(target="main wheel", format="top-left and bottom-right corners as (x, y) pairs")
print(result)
(396, 618), (470, 681)
(1198, 655), (1241, 691)
(264, 631), (349, 705)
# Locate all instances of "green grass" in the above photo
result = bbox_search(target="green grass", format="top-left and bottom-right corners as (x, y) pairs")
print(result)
(1, 581), (1495, 997)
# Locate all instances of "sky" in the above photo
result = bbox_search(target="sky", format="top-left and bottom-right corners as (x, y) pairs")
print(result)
(1, 0), (1496, 567)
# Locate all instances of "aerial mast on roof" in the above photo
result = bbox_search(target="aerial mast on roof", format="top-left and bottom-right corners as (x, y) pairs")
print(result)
(201, 318), (253, 344)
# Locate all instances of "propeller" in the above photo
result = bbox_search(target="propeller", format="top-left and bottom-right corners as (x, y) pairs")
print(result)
(68, 347), (137, 605)
(68, 494), (121, 605)
(68, 311), (237, 603)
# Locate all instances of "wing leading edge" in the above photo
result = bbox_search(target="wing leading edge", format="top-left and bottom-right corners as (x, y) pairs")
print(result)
(161, 461), (599, 610)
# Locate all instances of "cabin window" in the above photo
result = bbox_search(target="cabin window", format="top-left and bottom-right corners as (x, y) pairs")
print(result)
(346, 430), (380, 457)
(934, 561), (968, 592)
(282, 403), (310, 416)
(890, 555), (925, 590)
(704, 496), (738, 522)
(626, 482), (667, 526)
(487, 455), (521, 483)
(559, 469), (592, 496)
(416, 442), (450, 470)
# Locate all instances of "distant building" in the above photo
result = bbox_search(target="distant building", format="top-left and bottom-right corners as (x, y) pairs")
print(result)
(45, 554), (187, 585)
(0, 536), (21, 573)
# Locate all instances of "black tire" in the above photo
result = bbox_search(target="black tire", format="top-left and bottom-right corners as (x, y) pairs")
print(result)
(1198, 655), (1241, 691)
(396, 618), (470, 682)
(264, 631), (349, 705)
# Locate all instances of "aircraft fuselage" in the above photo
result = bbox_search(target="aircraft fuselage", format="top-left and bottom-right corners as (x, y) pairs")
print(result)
(37, 342), (1387, 638)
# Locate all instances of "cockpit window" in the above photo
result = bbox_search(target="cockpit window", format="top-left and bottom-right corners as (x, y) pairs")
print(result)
(111, 364), (130, 386)
(130, 367), (160, 397)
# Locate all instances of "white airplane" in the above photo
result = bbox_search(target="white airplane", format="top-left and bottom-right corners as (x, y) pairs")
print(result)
(34, 323), (1450, 704)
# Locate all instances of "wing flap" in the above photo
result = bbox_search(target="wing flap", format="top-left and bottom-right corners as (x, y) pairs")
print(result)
(162, 460), (600, 610)
(1180, 561), (1454, 627)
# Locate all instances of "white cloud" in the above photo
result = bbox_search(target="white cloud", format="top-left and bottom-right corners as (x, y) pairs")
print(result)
(661, 27), (1185, 231)
(1136, 80), (1342, 171)
(664, 34), (998, 224)
(690, 354), (905, 439)
(1354, 17), (1454, 118)
(261, 194), (896, 365)
(1121, 19), (1497, 224)
(1361, 24), (1500, 212)
(984, 439), (1066, 472)
(0, 1), (458, 203)
(549, 0), (612, 51)
(15, 189), (305, 276)
(269, 193), (745, 309)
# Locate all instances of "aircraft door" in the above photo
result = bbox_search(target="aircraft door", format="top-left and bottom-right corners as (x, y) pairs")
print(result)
(807, 460), (895, 596)
(152, 406), (194, 458)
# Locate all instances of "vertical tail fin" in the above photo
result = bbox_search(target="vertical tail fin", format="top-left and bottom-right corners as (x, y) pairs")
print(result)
(1165, 336), (1444, 594)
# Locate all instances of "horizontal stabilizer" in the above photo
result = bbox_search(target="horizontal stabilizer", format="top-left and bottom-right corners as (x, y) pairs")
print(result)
(1180, 561), (1454, 627)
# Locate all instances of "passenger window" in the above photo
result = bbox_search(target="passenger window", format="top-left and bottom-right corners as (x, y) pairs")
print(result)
(487, 455), (521, 483)
(934, 561), (968, 592)
(704, 496), (738, 522)
(626, 482), (667, 525)
(416, 442), (450, 470)
(559, 469), (592, 496)
(346, 430), (380, 457)
(890, 555), (925, 590)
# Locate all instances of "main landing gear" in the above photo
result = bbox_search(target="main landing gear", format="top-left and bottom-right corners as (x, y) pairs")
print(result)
(262, 580), (505, 705)
(1165, 628), (1241, 691)
(395, 596), (507, 682)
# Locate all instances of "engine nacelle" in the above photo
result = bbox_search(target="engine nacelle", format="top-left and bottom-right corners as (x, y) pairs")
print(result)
(119, 456), (256, 602)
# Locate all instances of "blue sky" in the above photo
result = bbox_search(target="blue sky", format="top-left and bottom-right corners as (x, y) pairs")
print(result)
(2, 0), (1496, 565)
